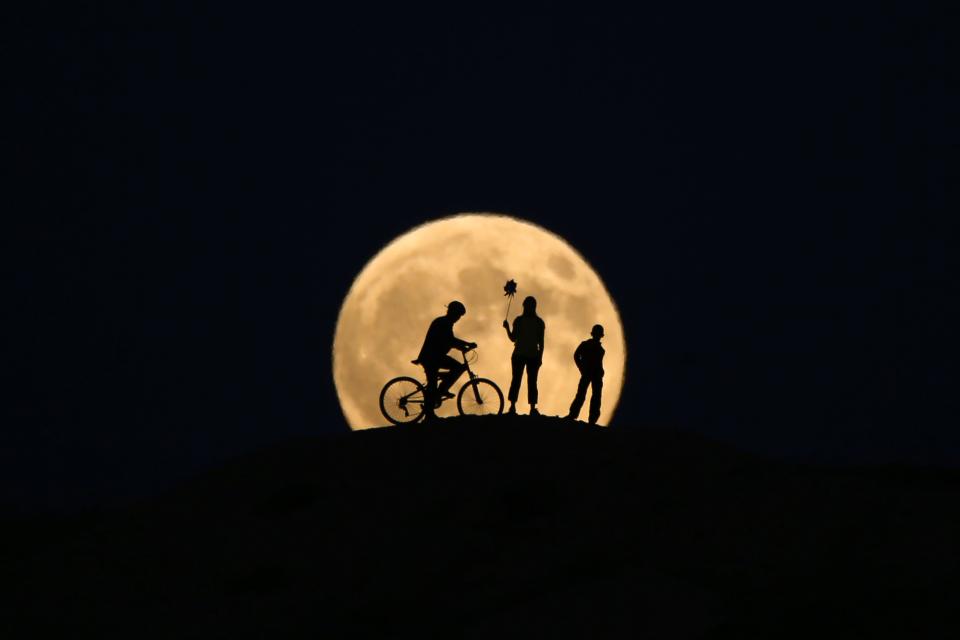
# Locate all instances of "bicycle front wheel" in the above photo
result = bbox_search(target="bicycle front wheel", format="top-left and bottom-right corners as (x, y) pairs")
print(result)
(457, 378), (504, 417)
(379, 376), (426, 425)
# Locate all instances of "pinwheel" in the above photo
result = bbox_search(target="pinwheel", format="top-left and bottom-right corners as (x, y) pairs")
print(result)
(503, 279), (518, 321)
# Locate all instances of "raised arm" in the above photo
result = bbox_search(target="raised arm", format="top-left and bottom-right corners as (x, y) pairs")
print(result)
(502, 318), (515, 342)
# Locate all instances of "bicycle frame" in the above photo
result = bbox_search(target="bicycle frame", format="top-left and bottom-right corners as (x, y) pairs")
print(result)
(380, 347), (503, 424)
(401, 350), (477, 414)
(431, 350), (479, 392)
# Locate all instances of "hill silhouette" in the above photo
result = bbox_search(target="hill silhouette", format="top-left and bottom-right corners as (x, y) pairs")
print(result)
(4, 415), (959, 638)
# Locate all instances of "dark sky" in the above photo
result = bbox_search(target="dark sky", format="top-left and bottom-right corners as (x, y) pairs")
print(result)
(6, 5), (951, 511)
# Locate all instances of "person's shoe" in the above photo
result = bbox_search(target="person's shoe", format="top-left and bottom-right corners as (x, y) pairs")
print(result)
(439, 390), (455, 400)
(563, 413), (576, 420)
(507, 405), (516, 415)
(529, 408), (540, 417)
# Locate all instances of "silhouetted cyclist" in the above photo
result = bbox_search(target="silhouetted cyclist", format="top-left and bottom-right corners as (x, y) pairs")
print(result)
(413, 300), (477, 420)
(566, 324), (605, 424)
(502, 296), (545, 416)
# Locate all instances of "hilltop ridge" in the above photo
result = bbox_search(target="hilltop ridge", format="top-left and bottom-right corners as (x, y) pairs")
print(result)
(4, 415), (958, 638)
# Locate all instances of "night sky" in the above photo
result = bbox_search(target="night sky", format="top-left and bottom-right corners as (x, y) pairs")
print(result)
(6, 5), (950, 512)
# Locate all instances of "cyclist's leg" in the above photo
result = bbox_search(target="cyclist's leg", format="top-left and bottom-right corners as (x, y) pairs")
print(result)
(437, 354), (465, 395)
(422, 364), (439, 416)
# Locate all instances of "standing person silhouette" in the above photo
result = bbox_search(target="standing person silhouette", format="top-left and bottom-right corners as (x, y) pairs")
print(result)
(502, 296), (545, 416)
(414, 300), (477, 420)
(566, 324), (605, 424)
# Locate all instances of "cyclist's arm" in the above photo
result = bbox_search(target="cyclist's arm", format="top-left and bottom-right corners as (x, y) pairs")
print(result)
(451, 336), (473, 351)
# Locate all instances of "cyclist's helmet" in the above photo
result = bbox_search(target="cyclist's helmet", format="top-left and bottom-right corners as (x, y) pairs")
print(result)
(447, 300), (466, 316)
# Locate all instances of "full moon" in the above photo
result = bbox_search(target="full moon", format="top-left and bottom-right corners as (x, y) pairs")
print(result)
(333, 213), (625, 429)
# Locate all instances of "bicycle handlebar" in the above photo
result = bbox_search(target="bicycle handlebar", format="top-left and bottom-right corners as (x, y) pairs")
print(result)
(411, 344), (477, 367)
(461, 345), (479, 365)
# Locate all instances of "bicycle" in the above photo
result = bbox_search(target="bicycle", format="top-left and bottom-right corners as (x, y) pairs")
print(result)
(379, 348), (504, 425)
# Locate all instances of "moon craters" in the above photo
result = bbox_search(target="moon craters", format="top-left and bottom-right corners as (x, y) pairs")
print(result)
(548, 253), (576, 280)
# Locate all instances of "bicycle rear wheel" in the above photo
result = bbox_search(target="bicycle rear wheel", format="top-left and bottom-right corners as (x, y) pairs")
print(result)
(379, 376), (426, 425)
(457, 378), (504, 417)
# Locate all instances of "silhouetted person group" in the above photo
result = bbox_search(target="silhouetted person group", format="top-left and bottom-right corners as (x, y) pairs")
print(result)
(415, 297), (606, 424)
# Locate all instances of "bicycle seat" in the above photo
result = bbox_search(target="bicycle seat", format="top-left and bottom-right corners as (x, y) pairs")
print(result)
(411, 359), (420, 365)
